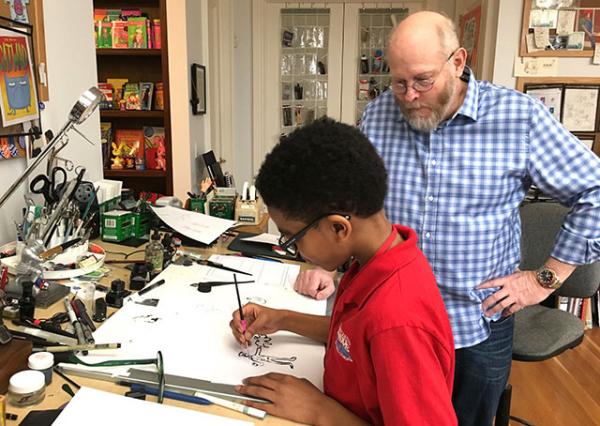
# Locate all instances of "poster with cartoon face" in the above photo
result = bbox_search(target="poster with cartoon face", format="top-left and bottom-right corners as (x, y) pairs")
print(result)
(0, 27), (38, 127)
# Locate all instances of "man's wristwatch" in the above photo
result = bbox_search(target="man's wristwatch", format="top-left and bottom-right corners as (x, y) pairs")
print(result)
(535, 267), (563, 290)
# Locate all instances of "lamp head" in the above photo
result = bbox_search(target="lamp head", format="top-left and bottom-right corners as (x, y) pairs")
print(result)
(69, 87), (102, 124)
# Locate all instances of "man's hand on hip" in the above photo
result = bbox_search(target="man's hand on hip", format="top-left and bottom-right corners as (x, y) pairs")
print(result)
(477, 271), (555, 317)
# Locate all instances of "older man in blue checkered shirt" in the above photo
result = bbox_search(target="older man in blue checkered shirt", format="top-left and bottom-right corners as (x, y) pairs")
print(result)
(293, 10), (600, 426)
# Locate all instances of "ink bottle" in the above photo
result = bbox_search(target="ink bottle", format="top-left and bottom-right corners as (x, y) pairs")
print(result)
(145, 229), (164, 276)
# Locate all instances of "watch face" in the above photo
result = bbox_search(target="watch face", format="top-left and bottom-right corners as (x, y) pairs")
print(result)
(538, 269), (554, 284)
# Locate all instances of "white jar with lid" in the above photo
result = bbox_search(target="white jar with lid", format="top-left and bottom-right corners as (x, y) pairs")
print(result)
(8, 370), (46, 407)
(28, 351), (54, 385)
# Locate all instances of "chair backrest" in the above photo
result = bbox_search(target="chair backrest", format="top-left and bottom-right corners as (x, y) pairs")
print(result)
(519, 202), (600, 298)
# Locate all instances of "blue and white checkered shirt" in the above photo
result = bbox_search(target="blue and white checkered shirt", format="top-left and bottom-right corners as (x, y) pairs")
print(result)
(361, 73), (600, 348)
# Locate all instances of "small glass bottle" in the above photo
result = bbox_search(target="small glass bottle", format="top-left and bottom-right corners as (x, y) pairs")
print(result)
(145, 229), (164, 277)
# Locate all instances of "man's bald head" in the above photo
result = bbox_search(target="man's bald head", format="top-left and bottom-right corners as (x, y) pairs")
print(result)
(388, 11), (459, 61)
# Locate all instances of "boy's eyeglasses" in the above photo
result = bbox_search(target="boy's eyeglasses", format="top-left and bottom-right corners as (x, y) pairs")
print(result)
(391, 47), (459, 95)
(278, 212), (351, 256)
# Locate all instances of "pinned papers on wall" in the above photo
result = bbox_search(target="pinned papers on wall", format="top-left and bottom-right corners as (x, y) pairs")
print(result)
(53, 387), (253, 426)
(514, 57), (558, 77)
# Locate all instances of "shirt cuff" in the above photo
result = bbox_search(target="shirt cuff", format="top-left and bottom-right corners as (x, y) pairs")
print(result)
(551, 227), (600, 265)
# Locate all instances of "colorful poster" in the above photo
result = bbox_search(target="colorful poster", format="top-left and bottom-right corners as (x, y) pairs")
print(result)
(459, 4), (482, 72)
(0, 28), (38, 127)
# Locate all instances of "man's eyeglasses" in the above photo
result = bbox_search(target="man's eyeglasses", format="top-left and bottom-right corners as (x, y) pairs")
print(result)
(278, 212), (351, 256)
(391, 47), (459, 95)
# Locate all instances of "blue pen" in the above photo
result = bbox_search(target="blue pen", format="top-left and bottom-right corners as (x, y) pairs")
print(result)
(129, 383), (212, 405)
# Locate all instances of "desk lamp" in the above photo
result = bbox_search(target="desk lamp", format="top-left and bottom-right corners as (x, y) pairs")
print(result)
(0, 87), (102, 209)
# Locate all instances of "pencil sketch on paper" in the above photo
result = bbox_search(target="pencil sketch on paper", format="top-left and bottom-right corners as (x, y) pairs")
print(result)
(133, 314), (161, 323)
(239, 335), (297, 369)
(246, 296), (267, 305)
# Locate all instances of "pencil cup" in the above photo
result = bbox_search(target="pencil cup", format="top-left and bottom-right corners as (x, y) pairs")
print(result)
(28, 352), (54, 385)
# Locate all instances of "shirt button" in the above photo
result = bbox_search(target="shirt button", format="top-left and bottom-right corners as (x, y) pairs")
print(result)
(428, 196), (434, 202)
(431, 160), (437, 166)
(425, 232), (431, 238)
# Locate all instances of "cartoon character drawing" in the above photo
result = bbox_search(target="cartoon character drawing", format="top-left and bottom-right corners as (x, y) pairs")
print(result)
(6, 0), (29, 24)
(239, 335), (297, 369)
(111, 141), (128, 169)
(4, 74), (31, 115)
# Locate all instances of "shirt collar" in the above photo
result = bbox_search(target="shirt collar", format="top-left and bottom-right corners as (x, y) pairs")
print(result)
(335, 225), (419, 311)
(455, 67), (479, 122)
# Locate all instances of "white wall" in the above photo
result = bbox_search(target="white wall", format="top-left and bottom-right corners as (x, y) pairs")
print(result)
(167, 0), (211, 200)
(492, 0), (600, 88)
(0, 0), (101, 244)
(233, 0), (253, 187)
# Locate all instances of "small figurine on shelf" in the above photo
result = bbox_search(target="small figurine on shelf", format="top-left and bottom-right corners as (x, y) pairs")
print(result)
(124, 156), (136, 169)
(119, 98), (126, 111)
(155, 139), (167, 171)
(110, 142), (126, 170)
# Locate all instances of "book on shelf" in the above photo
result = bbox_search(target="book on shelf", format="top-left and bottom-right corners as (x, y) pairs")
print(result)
(127, 17), (148, 48)
(106, 78), (129, 106)
(143, 126), (166, 171)
(111, 20), (129, 48)
(123, 83), (141, 110)
(100, 122), (113, 169)
(139, 82), (154, 111)
(154, 82), (164, 110)
(112, 129), (145, 170)
(153, 19), (161, 49)
(97, 82), (114, 109)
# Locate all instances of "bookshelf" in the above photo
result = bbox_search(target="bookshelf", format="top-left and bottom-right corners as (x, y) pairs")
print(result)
(93, 0), (173, 196)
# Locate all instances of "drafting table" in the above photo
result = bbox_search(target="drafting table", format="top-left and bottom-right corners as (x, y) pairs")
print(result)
(6, 235), (312, 426)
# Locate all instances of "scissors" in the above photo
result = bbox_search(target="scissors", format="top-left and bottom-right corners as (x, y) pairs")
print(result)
(30, 166), (67, 204)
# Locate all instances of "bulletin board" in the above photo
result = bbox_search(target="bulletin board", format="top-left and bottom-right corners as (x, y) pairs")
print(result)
(517, 76), (600, 157)
(0, 0), (48, 101)
(520, 0), (600, 57)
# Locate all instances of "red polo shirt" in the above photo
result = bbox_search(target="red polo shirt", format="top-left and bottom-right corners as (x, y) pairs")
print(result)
(323, 225), (456, 425)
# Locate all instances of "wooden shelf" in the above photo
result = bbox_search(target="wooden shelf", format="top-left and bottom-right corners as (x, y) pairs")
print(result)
(100, 110), (164, 119)
(104, 169), (166, 178)
(96, 48), (162, 56)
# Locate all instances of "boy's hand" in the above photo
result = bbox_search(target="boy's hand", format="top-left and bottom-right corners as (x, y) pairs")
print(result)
(294, 268), (335, 300)
(236, 373), (331, 425)
(230, 303), (284, 346)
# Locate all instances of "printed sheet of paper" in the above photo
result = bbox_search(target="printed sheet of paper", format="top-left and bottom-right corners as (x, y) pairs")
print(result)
(556, 10), (576, 35)
(73, 263), (326, 389)
(525, 87), (562, 121)
(53, 387), (253, 426)
(151, 205), (237, 244)
(562, 87), (599, 132)
(533, 27), (550, 48)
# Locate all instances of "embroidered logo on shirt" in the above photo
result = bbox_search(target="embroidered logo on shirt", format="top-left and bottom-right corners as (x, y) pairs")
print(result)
(335, 325), (352, 362)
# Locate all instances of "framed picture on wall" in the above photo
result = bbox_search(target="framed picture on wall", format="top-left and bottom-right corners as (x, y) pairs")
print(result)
(459, 4), (482, 73)
(562, 85), (599, 132)
(574, 133), (595, 151)
(524, 84), (563, 121)
(191, 63), (206, 115)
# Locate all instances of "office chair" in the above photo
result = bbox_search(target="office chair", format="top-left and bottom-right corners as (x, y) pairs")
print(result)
(495, 201), (600, 426)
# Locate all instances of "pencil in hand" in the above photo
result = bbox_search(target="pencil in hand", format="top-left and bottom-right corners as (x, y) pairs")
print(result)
(233, 274), (249, 353)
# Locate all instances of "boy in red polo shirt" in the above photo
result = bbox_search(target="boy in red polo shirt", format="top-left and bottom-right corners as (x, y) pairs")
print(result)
(230, 118), (456, 425)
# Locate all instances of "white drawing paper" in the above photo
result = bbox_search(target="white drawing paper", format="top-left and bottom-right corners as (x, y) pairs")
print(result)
(562, 87), (599, 132)
(72, 264), (326, 389)
(53, 387), (253, 426)
(151, 205), (237, 244)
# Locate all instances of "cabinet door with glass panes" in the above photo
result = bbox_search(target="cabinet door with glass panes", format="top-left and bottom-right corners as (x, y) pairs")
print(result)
(279, 6), (344, 135)
(340, 4), (423, 125)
